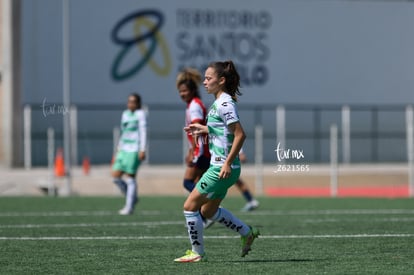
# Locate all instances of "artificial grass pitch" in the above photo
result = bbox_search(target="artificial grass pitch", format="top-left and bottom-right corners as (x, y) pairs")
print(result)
(0, 196), (413, 274)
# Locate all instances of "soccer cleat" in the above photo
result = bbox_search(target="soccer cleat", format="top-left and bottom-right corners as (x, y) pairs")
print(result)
(118, 207), (133, 215)
(174, 250), (206, 263)
(241, 226), (260, 257)
(241, 200), (260, 212)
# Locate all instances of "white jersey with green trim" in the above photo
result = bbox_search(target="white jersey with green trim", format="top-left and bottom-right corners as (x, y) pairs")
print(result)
(206, 93), (241, 168)
(118, 109), (147, 153)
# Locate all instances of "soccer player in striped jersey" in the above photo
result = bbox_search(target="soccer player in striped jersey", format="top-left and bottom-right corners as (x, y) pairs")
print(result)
(112, 93), (147, 215)
(176, 68), (211, 192)
(174, 61), (260, 263)
(177, 69), (259, 213)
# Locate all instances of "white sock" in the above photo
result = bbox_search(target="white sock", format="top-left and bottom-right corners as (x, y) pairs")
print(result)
(125, 177), (137, 210)
(184, 211), (204, 255)
(211, 207), (250, 236)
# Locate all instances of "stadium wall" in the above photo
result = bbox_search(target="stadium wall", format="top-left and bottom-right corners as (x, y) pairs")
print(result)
(13, 0), (414, 165)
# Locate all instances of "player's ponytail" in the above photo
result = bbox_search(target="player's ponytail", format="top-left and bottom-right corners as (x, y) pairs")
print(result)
(176, 68), (202, 98)
(208, 60), (241, 101)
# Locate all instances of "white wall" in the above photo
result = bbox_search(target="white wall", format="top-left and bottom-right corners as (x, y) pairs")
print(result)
(21, 0), (414, 105)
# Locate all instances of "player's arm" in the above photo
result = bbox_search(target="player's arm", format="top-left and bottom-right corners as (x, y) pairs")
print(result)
(187, 127), (198, 164)
(189, 119), (203, 152)
(219, 100), (245, 179)
(138, 111), (147, 161)
(185, 118), (204, 166)
(220, 122), (246, 179)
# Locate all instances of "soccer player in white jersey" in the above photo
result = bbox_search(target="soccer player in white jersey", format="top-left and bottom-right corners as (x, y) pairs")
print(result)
(176, 68), (211, 192)
(174, 61), (260, 263)
(112, 93), (147, 215)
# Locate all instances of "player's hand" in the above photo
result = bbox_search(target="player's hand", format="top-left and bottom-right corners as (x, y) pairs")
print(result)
(219, 163), (232, 179)
(184, 124), (208, 135)
(139, 151), (146, 161)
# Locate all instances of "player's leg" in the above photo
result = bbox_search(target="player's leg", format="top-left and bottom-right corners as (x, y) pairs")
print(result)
(183, 165), (215, 229)
(202, 167), (260, 257)
(182, 156), (214, 227)
(183, 155), (210, 193)
(112, 170), (126, 194)
(201, 194), (250, 239)
(174, 188), (210, 262)
(176, 164), (221, 262)
(175, 166), (259, 262)
(112, 152), (127, 194)
(205, 201), (259, 256)
(119, 174), (137, 215)
(236, 179), (260, 212)
(183, 166), (197, 192)
(119, 153), (140, 215)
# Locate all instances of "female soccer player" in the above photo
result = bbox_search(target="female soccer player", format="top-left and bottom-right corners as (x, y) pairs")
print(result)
(174, 61), (260, 263)
(177, 68), (259, 212)
(112, 93), (147, 215)
(176, 68), (211, 193)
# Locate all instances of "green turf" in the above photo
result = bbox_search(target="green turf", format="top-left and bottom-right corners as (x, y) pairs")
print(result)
(0, 196), (414, 274)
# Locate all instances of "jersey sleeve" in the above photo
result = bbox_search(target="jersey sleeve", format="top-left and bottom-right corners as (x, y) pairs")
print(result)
(188, 101), (205, 123)
(137, 110), (147, 152)
(218, 100), (239, 126)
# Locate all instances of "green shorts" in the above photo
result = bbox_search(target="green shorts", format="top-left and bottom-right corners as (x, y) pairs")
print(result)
(112, 151), (140, 175)
(196, 166), (241, 199)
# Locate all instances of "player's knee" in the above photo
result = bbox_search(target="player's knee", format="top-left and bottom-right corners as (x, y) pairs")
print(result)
(183, 202), (192, 212)
(112, 170), (121, 178)
(183, 200), (198, 212)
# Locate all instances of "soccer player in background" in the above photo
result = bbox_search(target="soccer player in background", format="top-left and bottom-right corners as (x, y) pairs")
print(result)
(176, 68), (211, 193)
(177, 68), (215, 229)
(112, 93), (147, 215)
(174, 60), (260, 263)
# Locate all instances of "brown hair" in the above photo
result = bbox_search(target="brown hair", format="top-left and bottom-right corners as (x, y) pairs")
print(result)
(176, 68), (202, 98)
(208, 60), (241, 101)
(129, 93), (142, 109)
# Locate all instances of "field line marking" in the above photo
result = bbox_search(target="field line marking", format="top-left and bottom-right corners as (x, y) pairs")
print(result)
(1, 209), (414, 217)
(0, 210), (162, 217)
(1, 234), (413, 241)
(0, 221), (184, 229)
(246, 209), (414, 216)
(2, 216), (413, 229)
(304, 217), (414, 223)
